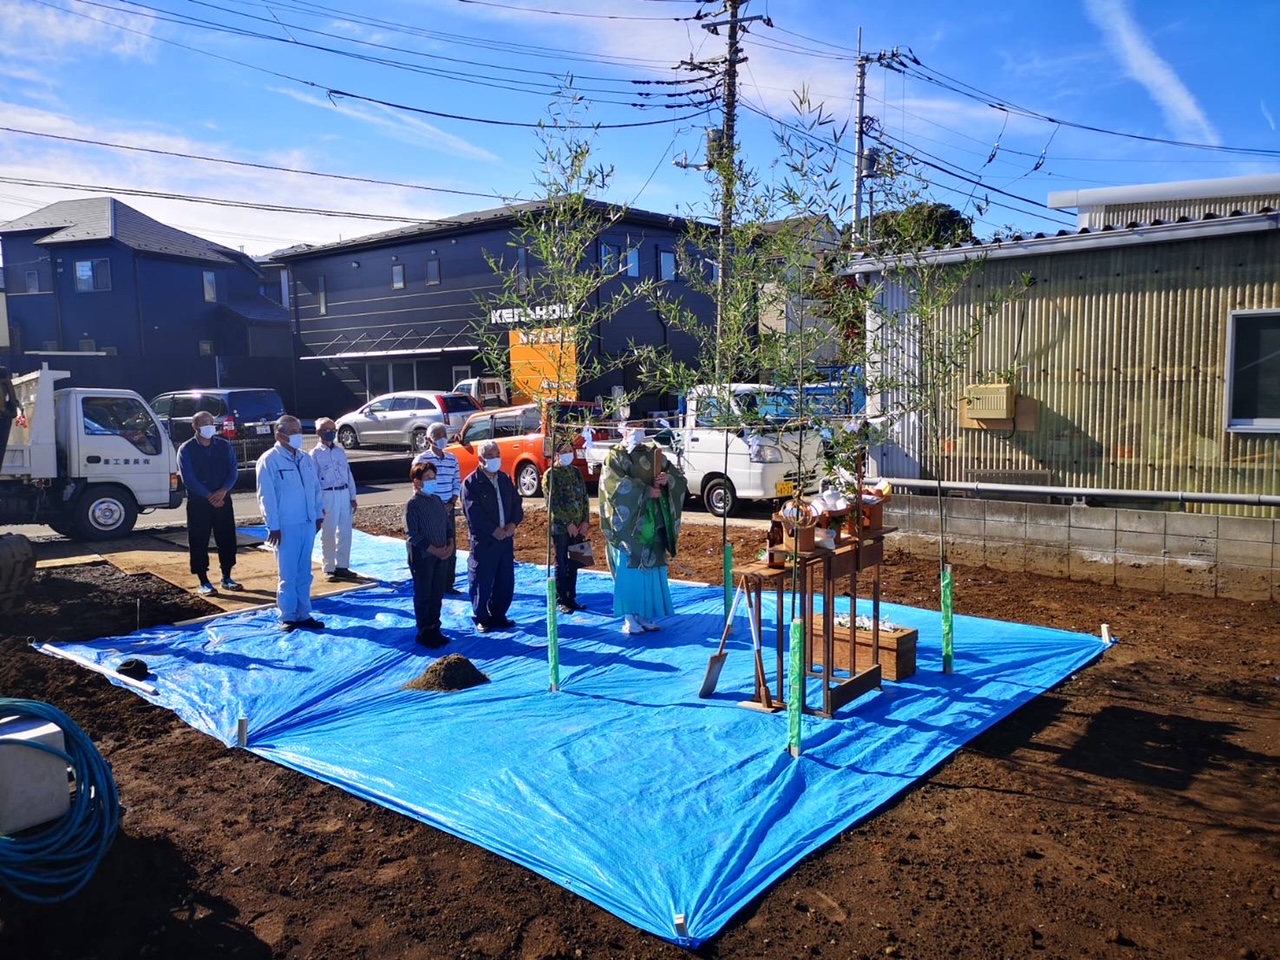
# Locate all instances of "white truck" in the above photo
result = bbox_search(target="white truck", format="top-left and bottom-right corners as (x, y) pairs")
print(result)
(452, 376), (509, 409)
(585, 383), (824, 517)
(0, 365), (183, 539)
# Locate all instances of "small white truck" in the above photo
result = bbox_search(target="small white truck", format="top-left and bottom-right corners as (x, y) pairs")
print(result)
(452, 376), (509, 409)
(0, 365), (183, 539)
(585, 383), (824, 517)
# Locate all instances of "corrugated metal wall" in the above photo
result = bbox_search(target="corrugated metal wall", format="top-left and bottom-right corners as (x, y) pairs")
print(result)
(884, 232), (1280, 516)
(1081, 195), (1280, 228)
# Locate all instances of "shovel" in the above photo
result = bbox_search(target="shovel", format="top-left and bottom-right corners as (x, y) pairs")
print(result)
(699, 581), (744, 698)
(747, 595), (775, 711)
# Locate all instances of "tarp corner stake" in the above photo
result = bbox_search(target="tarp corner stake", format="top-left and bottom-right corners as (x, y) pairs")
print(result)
(673, 913), (689, 939)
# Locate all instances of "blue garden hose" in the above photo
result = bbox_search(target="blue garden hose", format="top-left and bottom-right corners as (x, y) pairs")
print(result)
(0, 699), (120, 903)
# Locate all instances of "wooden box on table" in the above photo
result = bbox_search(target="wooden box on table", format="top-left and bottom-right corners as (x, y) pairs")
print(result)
(809, 616), (918, 682)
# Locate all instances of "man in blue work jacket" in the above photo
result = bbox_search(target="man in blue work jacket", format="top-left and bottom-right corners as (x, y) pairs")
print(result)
(460, 439), (524, 633)
(256, 415), (325, 632)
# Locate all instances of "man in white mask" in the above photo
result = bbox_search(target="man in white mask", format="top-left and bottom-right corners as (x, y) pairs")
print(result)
(256, 415), (325, 632)
(460, 439), (524, 633)
(310, 416), (358, 582)
(176, 409), (242, 595)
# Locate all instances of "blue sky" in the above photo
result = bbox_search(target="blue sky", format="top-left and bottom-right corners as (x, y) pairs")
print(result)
(1, 0), (1278, 257)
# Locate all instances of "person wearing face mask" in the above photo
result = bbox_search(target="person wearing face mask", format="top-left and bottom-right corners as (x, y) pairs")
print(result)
(411, 420), (462, 594)
(460, 439), (524, 633)
(405, 459), (454, 647)
(309, 417), (359, 582)
(177, 409), (242, 596)
(256, 415), (325, 632)
(542, 433), (591, 614)
(599, 420), (687, 635)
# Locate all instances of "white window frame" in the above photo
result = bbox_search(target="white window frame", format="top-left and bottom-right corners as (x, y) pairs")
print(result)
(202, 269), (217, 303)
(426, 258), (441, 286)
(24, 270), (39, 293)
(452, 364), (471, 384)
(1225, 308), (1280, 433)
(658, 248), (678, 282)
(391, 263), (406, 290)
(74, 259), (111, 292)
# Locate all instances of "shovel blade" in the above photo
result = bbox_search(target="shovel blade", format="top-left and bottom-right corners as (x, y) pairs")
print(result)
(698, 652), (729, 698)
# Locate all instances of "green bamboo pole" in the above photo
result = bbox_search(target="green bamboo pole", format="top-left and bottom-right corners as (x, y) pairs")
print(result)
(547, 576), (561, 691)
(788, 618), (804, 757)
(941, 563), (954, 675)
(723, 542), (734, 619)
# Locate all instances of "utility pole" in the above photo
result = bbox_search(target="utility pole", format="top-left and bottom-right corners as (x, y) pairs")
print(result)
(853, 40), (905, 247)
(701, 0), (763, 381)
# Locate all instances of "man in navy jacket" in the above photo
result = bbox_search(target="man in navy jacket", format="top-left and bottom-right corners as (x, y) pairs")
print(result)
(461, 439), (524, 633)
(177, 410), (242, 595)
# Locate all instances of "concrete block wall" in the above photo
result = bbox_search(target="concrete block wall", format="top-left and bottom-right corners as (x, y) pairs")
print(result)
(882, 495), (1280, 601)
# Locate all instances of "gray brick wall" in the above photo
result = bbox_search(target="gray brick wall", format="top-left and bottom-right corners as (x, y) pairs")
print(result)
(883, 495), (1279, 601)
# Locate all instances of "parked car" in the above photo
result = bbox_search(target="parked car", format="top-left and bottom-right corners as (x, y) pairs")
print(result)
(335, 391), (482, 453)
(446, 401), (610, 497)
(150, 387), (286, 464)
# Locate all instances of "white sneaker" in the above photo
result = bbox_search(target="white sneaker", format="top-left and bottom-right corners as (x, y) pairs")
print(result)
(622, 614), (644, 635)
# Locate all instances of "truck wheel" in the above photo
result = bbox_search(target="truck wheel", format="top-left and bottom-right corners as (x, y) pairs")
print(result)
(516, 461), (541, 498)
(72, 485), (139, 540)
(411, 427), (429, 453)
(703, 477), (738, 518)
(338, 425), (359, 449)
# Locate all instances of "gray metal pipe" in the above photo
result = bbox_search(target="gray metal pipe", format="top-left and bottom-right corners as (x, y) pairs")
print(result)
(880, 477), (1280, 508)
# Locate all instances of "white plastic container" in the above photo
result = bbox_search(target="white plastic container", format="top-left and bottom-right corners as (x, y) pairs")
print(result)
(0, 715), (71, 835)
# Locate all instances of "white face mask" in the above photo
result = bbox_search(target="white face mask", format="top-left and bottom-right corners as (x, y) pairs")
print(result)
(287, 432), (304, 450)
(625, 429), (643, 450)
(484, 457), (502, 473)
(198, 424), (217, 440)
(558, 452), (575, 466)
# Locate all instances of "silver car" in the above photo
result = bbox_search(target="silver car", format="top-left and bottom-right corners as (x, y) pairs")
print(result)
(335, 391), (482, 453)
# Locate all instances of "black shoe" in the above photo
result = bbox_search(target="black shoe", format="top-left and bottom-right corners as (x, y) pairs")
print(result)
(333, 567), (359, 580)
(445, 587), (464, 596)
(417, 629), (449, 649)
(298, 616), (325, 630)
(280, 621), (299, 633)
(474, 620), (492, 634)
(571, 601), (589, 612)
(495, 617), (517, 629)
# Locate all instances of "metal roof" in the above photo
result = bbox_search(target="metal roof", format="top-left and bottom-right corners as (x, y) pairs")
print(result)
(0, 197), (250, 266)
(844, 210), (1280, 273)
(269, 199), (698, 260)
(1048, 173), (1280, 211)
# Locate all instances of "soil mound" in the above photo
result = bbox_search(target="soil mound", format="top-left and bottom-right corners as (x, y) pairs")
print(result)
(406, 653), (490, 692)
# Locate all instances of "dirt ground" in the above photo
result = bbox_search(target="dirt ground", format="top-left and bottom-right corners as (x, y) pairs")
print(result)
(2, 511), (1278, 960)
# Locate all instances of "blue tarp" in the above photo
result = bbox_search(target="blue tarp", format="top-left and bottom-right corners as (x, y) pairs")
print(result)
(41, 529), (1108, 946)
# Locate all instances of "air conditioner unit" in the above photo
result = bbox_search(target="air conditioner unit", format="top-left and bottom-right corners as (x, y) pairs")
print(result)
(102, 346), (117, 356)
(964, 383), (1016, 419)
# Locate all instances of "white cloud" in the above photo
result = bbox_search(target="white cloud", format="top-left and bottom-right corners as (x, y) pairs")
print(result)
(0, 105), (458, 257)
(1083, 0), (1221, 145)
(1262, 101), (1276, 132)
(0, 0), (154, 64)
(269, 87), (500, 164)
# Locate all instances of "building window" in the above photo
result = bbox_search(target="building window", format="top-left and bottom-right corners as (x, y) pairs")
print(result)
(658, 249), (678, 282)
(392, 263), (406, 290)
(601, 241), (639, 279)
(74, 259), (111, 292)
(317, 275), (328, 316)
(1226, 310), (1280, 431)
(426, 258), (441, 286)
(198, 340), (214, 357)
(625, 247), (640, 278)
(202, 269), (217, 302)
(25, 270), (39, 293)
(516, 247), (528, 294)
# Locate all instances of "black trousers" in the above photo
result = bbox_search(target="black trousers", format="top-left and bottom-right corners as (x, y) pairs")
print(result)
(446, 507), (458, 585)
(552, 531), (581, 606)
(468, 536), (515, 625)
(187, 495), (237, 579)
(410, 549), (450, 633)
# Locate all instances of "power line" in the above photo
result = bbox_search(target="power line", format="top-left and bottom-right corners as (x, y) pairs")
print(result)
(454, 0), (707, 21)
(0, 126), (512, 201)
(41, 0), (715, 130)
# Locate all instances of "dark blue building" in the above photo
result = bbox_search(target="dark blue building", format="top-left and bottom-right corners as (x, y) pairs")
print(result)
(270, 200), (715, 415)
(0, 197), (300, 406)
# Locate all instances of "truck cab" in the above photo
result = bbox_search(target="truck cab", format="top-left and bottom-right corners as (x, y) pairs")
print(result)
(582, 384), (824, 517)
(0, 367), (182, 539)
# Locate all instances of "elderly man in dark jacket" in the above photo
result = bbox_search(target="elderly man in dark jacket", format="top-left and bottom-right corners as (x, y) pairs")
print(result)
(461, 440), (524, 633)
